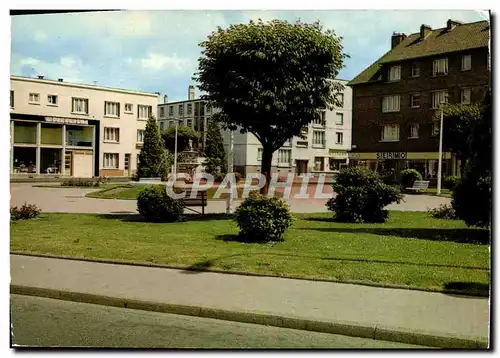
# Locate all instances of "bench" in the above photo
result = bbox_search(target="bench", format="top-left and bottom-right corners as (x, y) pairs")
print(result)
(181, 189), (207, 215)
(406, 180), (430, 193)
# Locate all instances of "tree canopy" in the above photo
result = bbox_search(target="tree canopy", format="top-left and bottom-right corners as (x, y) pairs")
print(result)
(204, 120), (227, 174)
(194, 19), (347, 191)
(162, 125), (200, 154)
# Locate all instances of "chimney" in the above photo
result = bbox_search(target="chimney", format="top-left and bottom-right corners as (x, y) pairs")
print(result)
(188, 85), (195, 101)
(163, 94), (168, 104)
(446, 19), (462, 31)
(58, 78), (63, 82)
(391, 32), (407, 49)
(37, 75), (44, 79)
(420, 24), (432, 40)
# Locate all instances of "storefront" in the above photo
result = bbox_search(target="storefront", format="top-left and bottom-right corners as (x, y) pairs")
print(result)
(348, 151), (454, 179)
(328, 149), (349, 171)
(10, 114), (100, 178)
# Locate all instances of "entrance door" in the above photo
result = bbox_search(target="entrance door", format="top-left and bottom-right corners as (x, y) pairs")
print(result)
(296, 160), (308, 175)
(65, 152), (73, 176)
(124, 153), (131, 176)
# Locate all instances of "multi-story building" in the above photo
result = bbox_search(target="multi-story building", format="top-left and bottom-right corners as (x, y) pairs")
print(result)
(348, 19), (490, 179)
(225, 79), (353, 176)
(10, 75), (158, 178)
(157, 85), (213, 153)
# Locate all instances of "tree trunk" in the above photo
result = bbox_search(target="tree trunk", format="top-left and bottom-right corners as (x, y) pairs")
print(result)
(460, 157), (467, 178)
(260, 147), (273, 195)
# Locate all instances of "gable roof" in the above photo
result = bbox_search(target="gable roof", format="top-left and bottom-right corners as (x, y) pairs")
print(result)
(348, 20), (490, 86)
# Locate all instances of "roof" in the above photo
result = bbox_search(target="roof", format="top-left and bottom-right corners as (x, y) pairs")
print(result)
(11, 75), (160, 97)
(349, 20), (490, 86)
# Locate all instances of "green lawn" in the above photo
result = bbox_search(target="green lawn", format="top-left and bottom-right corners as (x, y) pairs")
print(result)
(10, 211), (489, 295)
(85, 184), (277, 200)
(425, 188), (453, 198)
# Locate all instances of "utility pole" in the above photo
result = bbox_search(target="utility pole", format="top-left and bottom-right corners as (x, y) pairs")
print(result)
(226, 130), (234, 214)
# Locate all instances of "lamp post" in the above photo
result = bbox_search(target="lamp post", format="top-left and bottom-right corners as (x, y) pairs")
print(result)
(226, 129), (234, 214)
(437, 103), (445, 195)
(173, 119), (180, 179)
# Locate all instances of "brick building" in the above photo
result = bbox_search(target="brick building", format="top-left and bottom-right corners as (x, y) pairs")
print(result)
(348, 19), (490, 181)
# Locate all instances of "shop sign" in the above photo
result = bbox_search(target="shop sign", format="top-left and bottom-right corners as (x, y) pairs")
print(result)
(329, 150), (348, 158)
(376, 152), (407, 160)
(348, 152), (361, 159)
(46, 117), (88, 125)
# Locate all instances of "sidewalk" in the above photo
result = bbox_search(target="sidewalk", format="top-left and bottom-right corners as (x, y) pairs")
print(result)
(10, 254), (489, 348)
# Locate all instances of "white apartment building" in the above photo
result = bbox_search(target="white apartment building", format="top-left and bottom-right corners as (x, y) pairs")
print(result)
(10, 75), (158, 178)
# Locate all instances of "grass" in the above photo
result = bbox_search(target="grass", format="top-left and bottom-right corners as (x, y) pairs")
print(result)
(425, 188), (453, 198)
(85, 184), (281, 200)
(10, 211), (490, 295)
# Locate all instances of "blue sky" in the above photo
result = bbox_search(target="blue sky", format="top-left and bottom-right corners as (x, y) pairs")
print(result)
(10, 10), (487, 102)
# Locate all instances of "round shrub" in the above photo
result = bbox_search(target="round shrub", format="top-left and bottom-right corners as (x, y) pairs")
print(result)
(443, 175), (460, 190)
(137, 185), (185, 222)
(428, 204), (458, 220)
(327, 167), (403, 223)
(400, 169), (422, 188)
(10, 203), (41, 221)
(234, 193), (293, 242)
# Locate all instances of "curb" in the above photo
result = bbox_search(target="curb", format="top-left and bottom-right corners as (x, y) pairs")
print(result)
(11, 252), (490, 298)
(10, 284), (488, 349)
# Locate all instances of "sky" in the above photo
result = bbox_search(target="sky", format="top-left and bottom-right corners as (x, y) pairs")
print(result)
(10, 9), (488, 102)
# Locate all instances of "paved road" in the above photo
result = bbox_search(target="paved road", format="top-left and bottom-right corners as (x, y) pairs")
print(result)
(10, 295), (425, 348)
(10, 183), (451, 214)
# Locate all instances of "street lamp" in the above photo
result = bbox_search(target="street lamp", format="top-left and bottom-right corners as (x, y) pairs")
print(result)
(226, 129), (234, 214)
(172, 119), (181, 179)
(437, 102), (445, 195)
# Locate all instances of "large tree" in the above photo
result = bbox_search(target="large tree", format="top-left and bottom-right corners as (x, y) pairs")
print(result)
(137, 116), (171, 179)
(195, 19), (347, 193)
(162, 125), (200, 153)
(452, 90), (492, 228)
(440, 103), (482, 177)
(204, 119), (227, 174)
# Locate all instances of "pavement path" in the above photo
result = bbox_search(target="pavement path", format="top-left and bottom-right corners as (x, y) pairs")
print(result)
(10, 254), (489, 348)
(10, 183), (451, 214)
(11, 295), (425, 348)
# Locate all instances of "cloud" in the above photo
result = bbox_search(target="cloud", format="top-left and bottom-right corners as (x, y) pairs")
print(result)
(140, 53), (191, 72)
(33, 31), (47, 42)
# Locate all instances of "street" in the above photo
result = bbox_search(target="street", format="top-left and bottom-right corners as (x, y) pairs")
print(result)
(10, 295), (426, 349)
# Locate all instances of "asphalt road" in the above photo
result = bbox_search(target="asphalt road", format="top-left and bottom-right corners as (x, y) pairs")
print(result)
(10, 295), (427, 349)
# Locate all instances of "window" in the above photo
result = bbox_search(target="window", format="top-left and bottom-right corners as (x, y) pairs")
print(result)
(124, 154), (130, 171)
(47, 95), (58, 105)
(314, 157), (324, 171)
(313, 112), (326, 126)
(187, 103), (193, 115)
(431, 122), (440, 138)
(104, 127), (120, 142)
(278, 149), (291, 166)
(72, 97), (89, 114)
(187, 119), (193, 127)
(382, 95), (401, 112)
(159, 122), (164, 130)
(408, 124), (419, 139)
(160, 107), (165, 118)
(169, 120), (175, 128)
(169, 106), (174, 116)
(124, 103), (133, 113)
(433, 58), (448, 76)
(410, 93), (420, 108)
(380, 124), (400, 142)
(138, 105), (152, 120)
(137, 129), (145, 143)
(336, 93), (344, 108)
(103, 153), (119, 169)
(461, 88), (471, 104)
(335, 113), (344, 125)
(335, 132), (343, 144)
(461, 55), (472, 71)
(431, 90), (449, 108)
(105, 101), (120, 117)
(206, 105), (211, 114)
(411, 62), (420, 77)
(388, 65), (401, 81)
(178, 104), (184, 116)
(29, 93), (40, 103)
(257, 148), (263, 161)
(312, 131), (325, 147)
(10, 90), (14, 108)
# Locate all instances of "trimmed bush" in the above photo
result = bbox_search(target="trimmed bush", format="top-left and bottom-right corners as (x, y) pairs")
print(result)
(428, 204), (458, 220)
(137, 185), (185, 222)
(443, 175), (460, 190)
(11, 203), (41, 221)
(400, 169), (423, 189)
(61, 178), (101, 187)
(234, 193), (293, 242)
(326, 167), (403, 223)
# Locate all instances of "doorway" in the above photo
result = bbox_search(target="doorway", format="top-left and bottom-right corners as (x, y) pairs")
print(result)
(296, 160), (308, 175)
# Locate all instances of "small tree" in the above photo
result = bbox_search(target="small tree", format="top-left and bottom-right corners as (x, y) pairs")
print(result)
(137, 116), (171, 179)
(452, 90), (491, 228)
(326, 167), (403, 223)
(195, 19), (347, 193)
(162, 125), (200, 154)
(204, 120), (227, 174)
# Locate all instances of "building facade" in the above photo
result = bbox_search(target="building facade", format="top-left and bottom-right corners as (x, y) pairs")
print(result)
(348, 19), (490, 180)
(10, 75), (158, 178)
